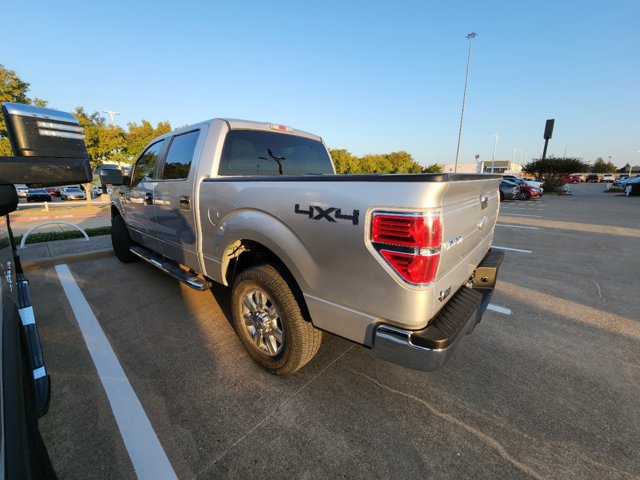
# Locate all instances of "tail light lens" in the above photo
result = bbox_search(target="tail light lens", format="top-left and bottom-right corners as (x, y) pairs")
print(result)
(370, 212), (442, 285)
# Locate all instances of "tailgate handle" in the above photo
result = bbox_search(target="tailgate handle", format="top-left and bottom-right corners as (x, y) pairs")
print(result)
(180, 195), (191, 211)
(480, 194), (488, 210)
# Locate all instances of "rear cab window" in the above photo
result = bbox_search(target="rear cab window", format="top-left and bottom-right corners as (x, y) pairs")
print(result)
(218, 130), (334, 176)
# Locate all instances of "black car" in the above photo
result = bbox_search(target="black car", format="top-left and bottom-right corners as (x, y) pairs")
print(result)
(586, 174), (599, 183)
(26, 188), (52, 203)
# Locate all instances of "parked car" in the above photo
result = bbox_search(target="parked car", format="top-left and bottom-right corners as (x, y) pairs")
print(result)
(515, 183), (542, 200)
(586, 174), (599, 183)
(60, 186), (86, 200)
(613, 175), (633, 188)
(502, 176), (543, 197)
(44, 186), (61, 197)
(15, 185), (29, 198)
(502, 175), (543, 191)
(26, 188), (52, 203)
(91, 186), (102, 198)
(499, 180), (519, 201)
(601, 173), (615, 182)
(563, 175), (580, 184)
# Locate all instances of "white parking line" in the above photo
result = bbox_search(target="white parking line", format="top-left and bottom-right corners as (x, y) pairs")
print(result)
(498, 213), (542, 218)
(499, 206), (545, 210)
(487, 304), (512, 315)
(55, 264), (177, 480)
(496, 224), (540, 230)
(492, 245), (532, 253)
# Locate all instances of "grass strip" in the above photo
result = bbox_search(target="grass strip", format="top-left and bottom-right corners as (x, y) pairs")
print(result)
(14, 226), (111, 245)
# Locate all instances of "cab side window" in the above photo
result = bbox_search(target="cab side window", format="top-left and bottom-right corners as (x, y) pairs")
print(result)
(160, 130), (199, 180)
(132, 140), (164, 186)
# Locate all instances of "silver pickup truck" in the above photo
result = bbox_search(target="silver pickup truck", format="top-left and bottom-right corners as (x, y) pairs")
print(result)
(102, 119), (504, 375)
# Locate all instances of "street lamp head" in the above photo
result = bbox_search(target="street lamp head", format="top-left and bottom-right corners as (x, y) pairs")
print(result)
(466, 32), (478, 39)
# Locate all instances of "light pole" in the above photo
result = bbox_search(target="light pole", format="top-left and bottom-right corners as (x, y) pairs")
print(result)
(475, 154), (480, 173)
(102, 110), (121, 125)
(454, 32), (478, 173)
(630, 150), (640, 176)
(491, 134), (499, 173)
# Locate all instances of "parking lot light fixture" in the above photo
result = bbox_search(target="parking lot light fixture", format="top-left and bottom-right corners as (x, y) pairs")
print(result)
(630, 150), (640, 176)
(454, 32), (478, 173)
(491, 134), (499, 173)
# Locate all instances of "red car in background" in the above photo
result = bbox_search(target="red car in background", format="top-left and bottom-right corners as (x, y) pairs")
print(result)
(45, 186), (61, 197)
(516, 184), (542, 200)
(563, 175), (580, 184)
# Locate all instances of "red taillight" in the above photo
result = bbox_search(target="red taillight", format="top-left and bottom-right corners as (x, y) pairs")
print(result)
(370, 212), (442, 285)
(380, 250), (440, 284)
(372, 214), (441, 248)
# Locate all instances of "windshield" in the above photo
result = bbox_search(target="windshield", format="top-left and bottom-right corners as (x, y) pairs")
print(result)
(218, 130), (334, 176)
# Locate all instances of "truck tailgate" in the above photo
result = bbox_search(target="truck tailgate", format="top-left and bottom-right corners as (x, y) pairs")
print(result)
(431, 178), (501, 318)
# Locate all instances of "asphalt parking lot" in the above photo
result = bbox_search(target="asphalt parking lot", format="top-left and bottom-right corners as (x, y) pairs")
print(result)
(29, 183), (639, 479)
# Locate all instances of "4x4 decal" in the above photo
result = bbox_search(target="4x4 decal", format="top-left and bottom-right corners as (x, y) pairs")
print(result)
(294, 204), (360, 226)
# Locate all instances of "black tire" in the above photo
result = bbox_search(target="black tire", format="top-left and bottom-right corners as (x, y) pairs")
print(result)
(111, 214), (138, 263)
(231, 264), (322, 375)
(499, 191), (505, 201)
(518, 190), (531, 201)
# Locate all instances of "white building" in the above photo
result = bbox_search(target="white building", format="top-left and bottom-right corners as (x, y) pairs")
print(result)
(441, 161), (523, 175)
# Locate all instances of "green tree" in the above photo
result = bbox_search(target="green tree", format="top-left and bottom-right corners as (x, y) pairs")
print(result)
(422, 163), (443, 173)
(522, 156), (590, 191)
(125, 120), (171, 160)
(330, 149), (359, 174)
(605, 161), (617, 173)
(0, 65), (48, 155)
(386, 151), (422, 173)
(591, 157), (608, 173)
(618, 163), (631, 173)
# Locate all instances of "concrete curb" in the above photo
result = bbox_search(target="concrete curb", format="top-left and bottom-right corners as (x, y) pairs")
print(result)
(21, 248), (114, 272)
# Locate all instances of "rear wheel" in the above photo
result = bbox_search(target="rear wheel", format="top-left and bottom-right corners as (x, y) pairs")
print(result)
(111, 214), (138, 263)
(231, 264), (322, 375)
(499, 191), (505, 201)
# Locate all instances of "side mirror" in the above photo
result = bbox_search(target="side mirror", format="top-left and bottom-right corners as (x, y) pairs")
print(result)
(0, 103), (92, 186)
(99, 169), (124, 186)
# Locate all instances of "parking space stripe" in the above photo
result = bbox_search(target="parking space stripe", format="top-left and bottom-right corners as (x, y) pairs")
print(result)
(487, 304), (512, 315)
(55, 264), (177, 480)
(492, 245), (532, 253)
(498, 213), (542, 218)
(496, 224), (540, 230)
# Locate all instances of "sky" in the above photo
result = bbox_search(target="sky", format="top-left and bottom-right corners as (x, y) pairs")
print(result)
(2, 0), (639, 168)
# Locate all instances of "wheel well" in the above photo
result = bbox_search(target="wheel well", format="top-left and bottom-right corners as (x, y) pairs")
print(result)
(224, 240), (312, 322)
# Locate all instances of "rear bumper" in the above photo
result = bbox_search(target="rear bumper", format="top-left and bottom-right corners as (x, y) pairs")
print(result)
(373, 249), (504, 372)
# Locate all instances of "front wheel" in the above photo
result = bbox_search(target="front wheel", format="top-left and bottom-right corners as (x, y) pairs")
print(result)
(111, 214), (138, 263)
(517, 190), (531, 201)
(231, 264), (322, 375)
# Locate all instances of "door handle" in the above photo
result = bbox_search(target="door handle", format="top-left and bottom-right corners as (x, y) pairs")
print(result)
(180, 195), (191, 211)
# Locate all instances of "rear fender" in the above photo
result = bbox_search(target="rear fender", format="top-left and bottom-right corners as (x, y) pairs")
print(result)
(213, 209), (318, 291)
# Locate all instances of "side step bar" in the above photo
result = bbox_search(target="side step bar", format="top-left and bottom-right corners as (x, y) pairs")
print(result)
(130, 245), (209, 291)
